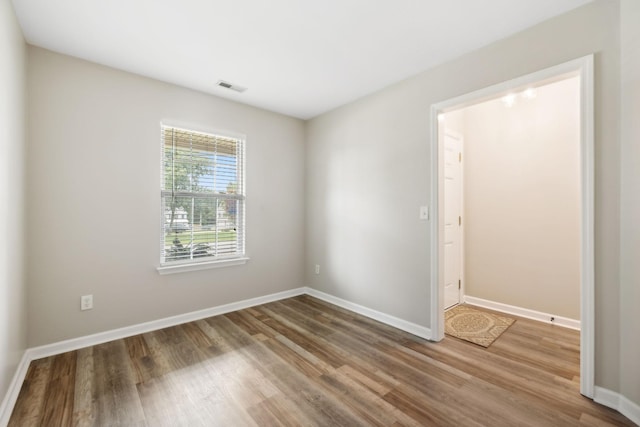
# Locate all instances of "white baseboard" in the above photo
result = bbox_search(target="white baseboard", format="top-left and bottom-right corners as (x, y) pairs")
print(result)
(0, 287), (307, 426)
(6, 287), (608, 426)
(304, 288), (432, 340)
(0, 286), (431, 425)
(594, 386), (640, 426)
(0, 351), (31, 427)
(620, 395), (640, 426)
(28, 287), (307, 361)
(463, 295), (581, 330)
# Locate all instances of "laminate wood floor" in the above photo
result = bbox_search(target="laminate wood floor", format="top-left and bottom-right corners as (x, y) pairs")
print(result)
(9, 296), (635, 426)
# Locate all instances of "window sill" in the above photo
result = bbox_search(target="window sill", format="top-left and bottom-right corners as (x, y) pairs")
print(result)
(157, 257), (249, 275)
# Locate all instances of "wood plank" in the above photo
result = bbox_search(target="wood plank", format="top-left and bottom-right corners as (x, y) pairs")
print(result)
(247, 395), (317, 427)
(7, 357), (52, 427)
(91, 340), (146, 426)
(71, 347), (95, 427)
(8, 296), (636, 426)
(38, 351), (76, 427)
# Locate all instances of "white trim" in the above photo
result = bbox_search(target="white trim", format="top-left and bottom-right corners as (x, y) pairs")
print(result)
(620, 395), (640, 426)
(430, 55), (595, 398)
(160, 120), (247, 142)
(595, 386), (621, 410)
(24, 287), (434, 356)
(0, 286), (432, 423)
(4, 286), (639, 426)
(578, 54), (595, 399)
(159, 121), (248, 275)
(430, 105), (444, 341)
(463, 296), (580, 330)
(157, 257), (249, 275)
(305, 288), (432, 340)
(594, 387), (640, 426)
(27, 287), (305, 361)
(0, 352), (31, 427)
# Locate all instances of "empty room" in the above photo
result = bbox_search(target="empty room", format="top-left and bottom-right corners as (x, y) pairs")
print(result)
(1, 0), (639, 425)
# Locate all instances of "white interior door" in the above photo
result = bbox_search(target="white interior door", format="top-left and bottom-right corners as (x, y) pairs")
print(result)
(444, 129), (463, 310)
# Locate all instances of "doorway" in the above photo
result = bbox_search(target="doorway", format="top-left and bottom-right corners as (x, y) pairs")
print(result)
(429, 55), (594, 398)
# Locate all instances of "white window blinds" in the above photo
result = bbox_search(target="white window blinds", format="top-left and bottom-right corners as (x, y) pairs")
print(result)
(161, 125), (245, 265)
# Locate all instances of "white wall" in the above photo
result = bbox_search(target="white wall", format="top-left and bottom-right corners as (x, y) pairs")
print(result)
(457, 77), (581, 320)
(0, 0), (27, 405)
(619, 0), (640, 407)
(305, 0), (622, 393)
(27, 47), (306, 346)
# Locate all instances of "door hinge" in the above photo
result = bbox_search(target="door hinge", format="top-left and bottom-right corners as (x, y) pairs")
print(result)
(458, 279), (461, 289)
(459, 216), (461, 226)
(459, 152), (462, 162)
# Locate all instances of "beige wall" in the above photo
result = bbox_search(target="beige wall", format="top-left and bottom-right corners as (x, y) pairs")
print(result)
(456, 77), (581, 320)
(305, 0), (622, 393)
(26, 47), (306, 346)
(620, 0), (640, 406)
(0, 0), (27, 405)
(3, 0), (637, 415)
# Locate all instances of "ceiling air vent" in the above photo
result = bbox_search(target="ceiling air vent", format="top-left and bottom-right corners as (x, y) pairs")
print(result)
(216, 80), (247, 93)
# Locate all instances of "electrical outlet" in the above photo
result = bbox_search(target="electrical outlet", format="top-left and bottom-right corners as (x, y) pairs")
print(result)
(81, 295), (93, 311)
(419, 206), (429, 220)
(315, 264), (320, 275)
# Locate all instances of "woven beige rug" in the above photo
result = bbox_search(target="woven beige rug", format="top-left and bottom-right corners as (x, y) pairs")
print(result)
(445, 305), (515, 347)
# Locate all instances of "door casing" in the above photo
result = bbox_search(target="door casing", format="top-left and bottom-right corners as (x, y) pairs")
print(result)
(429, 55), (595, 398)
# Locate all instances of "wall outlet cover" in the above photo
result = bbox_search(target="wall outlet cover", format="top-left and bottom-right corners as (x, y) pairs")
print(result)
(81, 295), (93, 311)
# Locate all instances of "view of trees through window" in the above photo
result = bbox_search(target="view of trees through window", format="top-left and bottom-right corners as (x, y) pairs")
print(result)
(161, 126), (245, 264)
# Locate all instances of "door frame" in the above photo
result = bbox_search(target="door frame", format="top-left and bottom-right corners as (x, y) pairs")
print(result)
(429, 55), (595, 398)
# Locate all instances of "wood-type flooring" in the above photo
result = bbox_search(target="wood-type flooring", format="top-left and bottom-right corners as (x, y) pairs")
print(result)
(8, 296), (635, 426)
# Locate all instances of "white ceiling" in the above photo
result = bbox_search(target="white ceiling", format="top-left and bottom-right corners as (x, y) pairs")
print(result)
(11, 0), (592, 119)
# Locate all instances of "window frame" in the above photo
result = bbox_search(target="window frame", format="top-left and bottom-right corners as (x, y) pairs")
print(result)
(157, 123), (248, 275)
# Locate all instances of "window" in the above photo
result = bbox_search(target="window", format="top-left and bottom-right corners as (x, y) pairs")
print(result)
(160, 125), (245, 270)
